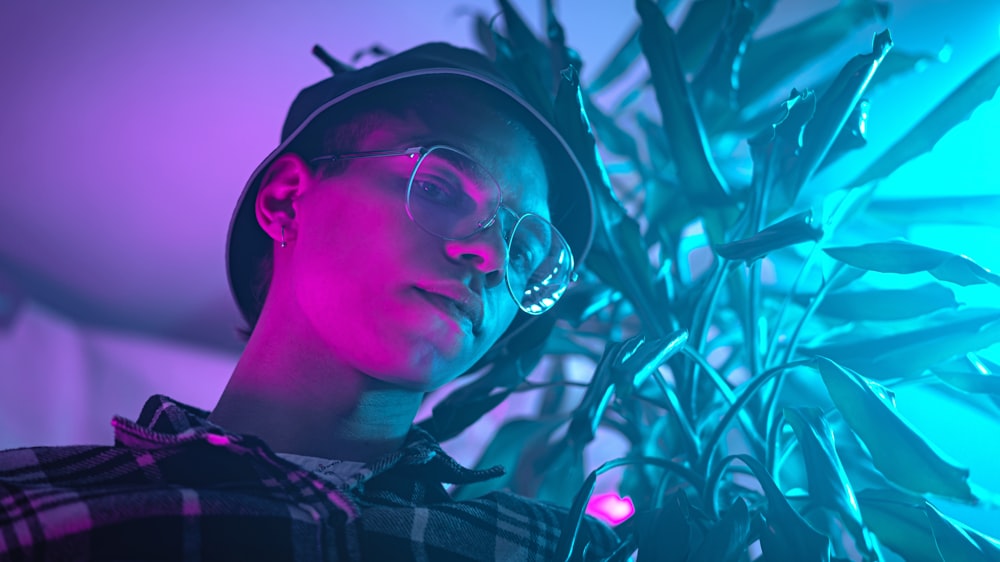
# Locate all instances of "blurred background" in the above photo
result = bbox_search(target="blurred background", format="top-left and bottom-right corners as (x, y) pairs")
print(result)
(1, 0), (998, 535)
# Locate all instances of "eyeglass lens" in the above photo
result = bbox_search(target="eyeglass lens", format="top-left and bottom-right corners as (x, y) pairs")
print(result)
(405, 146), (573, 314)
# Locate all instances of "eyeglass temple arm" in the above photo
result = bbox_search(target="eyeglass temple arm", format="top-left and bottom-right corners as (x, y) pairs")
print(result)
(310, 146), (423, 164)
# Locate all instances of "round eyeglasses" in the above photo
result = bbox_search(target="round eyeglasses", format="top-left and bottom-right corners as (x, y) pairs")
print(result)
(310, 145), (575, 315)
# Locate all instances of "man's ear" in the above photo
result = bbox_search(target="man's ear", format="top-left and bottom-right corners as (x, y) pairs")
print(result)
(256, 153), (312, 246)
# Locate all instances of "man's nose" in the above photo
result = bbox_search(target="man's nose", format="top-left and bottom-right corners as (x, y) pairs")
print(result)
(443, 224), (507, 287)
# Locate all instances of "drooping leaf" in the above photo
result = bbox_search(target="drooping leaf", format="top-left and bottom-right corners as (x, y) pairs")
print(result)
(674, 0), (732, 72)
(798, 30), (892, 194)
(824, 240), (1000, 287)
(923, 502), (1000, 562)
(497, 0), (553, 86)
(552, 65), (664, 331)
(798, 283), (959, 321)
(933, 369), (1000, 396)
(565, 338), (623, 446)
(689, 498), (752, 562)
(545, 0), (577, 78)
(858, 488), (1000, 562)
(802, 308), (1000, 381)
(845, 51), (1000, 190)
(691, 0), (755, 120)
(747, 88), (816, 217)
(637, 0), (732, 216)
(931, 353), (1000, 396)
(734, 454), (831, 561)
(857, 487), (946, 562)
(713, 211), (823, 263)
(490, 15), (553, 119)
(471, 11), (497, 58)
(864, 196), (1000, 228)
(816, 98), (870, 172)
(737, 0), (891, 109)
(815, 357), (977, 501)
(615, 330), (689, 393)
(784, 408), (876, 559)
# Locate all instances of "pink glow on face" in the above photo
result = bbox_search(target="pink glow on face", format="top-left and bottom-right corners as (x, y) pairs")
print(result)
(585, 492), (635, 525)
(265, 115), (544, 392)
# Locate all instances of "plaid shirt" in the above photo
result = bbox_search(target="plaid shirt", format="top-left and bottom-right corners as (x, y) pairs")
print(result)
(0, 395), (620, 561)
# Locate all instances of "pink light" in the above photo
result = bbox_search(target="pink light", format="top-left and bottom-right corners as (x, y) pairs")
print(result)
(585, 492), (635, 526)
(205, 433), (230, 446)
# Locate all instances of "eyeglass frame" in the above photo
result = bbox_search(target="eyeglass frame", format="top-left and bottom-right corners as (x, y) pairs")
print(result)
(307, 144), (577, 315)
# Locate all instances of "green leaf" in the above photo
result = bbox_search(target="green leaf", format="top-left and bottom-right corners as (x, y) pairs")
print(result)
(490, 13), (553, 118)
(737, 0), (890, 109)
(734, 454), (831, 561)
(798, 30), (892, 193)
(801, 283), (960, 321)
(824, 240), (1000, 287)
(616, 330), (689, 392)
(713, 211), (823, 263)
(845, 51), (1000, 189)
(552, 65), (664, 331)
(747, 88), (816, 216)
(636, 0), (732, 212)
(690, 499), (752, 562)
(857, 488), (945, 562)
(784, 408), (876, 559)
(565, 339), (622, 445)
(934, 370), (1000, 396)
(815, 99), (870, 173)
(497, 0), (553, 84)
(674, 0), (732, 72)
(857, 488), (1000, 562)
(802, 308), (1000, 380)
(924, 502), (1000, 562)
(815, 357), (976, 501)
(864, 196), (1000, 228)
(691, 1), (755, 119)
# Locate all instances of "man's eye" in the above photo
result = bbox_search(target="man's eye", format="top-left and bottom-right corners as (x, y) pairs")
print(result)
(412, 178), (461, 206)
(509, 243), (540, 275)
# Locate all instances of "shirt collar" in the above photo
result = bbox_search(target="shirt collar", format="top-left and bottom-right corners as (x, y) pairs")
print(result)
(112, 394), (504, 487)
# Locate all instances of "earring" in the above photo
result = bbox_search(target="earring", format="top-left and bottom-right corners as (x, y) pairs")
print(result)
(280, 226), (287, 248)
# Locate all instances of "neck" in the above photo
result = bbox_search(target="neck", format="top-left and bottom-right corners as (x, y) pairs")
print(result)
(209, 308), (423, 463)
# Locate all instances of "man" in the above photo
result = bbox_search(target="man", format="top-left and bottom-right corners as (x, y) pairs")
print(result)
(0, 43), (619, 560)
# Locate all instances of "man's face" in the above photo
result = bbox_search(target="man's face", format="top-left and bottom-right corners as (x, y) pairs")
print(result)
(272, 109), (550, 391)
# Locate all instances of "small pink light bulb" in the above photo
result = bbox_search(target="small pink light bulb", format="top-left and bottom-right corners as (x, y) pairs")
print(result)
(585, 492), (635, 526)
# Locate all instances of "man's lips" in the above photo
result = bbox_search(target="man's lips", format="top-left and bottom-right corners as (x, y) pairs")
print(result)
(416, 287), (484, 333)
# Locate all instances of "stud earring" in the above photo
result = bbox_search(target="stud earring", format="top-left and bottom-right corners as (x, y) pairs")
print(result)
(280, 226), (287, 248)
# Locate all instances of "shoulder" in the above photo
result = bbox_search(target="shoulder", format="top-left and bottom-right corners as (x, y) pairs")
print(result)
(0, 444), (121, 482)
(449, 490), (621, 559)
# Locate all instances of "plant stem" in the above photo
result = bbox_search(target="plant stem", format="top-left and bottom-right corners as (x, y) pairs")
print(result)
(697, 359), (815, 480)
(687, 258), (734, 416)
